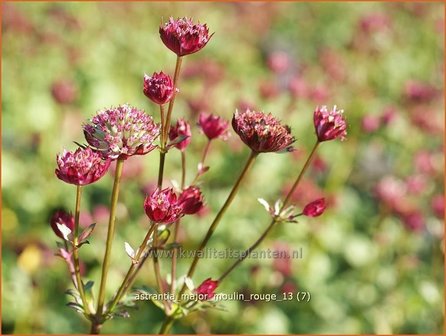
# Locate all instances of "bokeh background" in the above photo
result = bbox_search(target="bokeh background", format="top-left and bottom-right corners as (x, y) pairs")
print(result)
(2, 1), (444, 334)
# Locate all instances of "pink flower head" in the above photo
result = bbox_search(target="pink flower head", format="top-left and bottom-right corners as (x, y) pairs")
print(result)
(361, 115), (381, 133)
(83, 104), (160, 160)
(178, 186), (204, 215)
(169, 118), (192, 151)
(431, 195), (444, 219)
(55, 147), (111, 185)
(374, 176), (406, 211)
(143, 72), (174, 105)
(50, 210), (74, 239)
(159, 17), (213, 57)
(232, 109), (295, 153)
(51, 79), (77, 105)
(144, 188), (183, 224)
(198, 112), (230, 140)
(313, 105), (347, 142)
(401, 210), (425, 232)
(302, 198), (326, 217)
(195, 278), (219, 300)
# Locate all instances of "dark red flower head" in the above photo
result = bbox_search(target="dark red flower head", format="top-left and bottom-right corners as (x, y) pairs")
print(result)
(159, 17), (213, 57)
(302, 198), (326, 217)
(232, 109), (295, 153)
(313, 105), (347, 142)
(55, 147), (111, 186)
(143, 72), (175, 105)
(198, 112), (230, 140)
(169, 118), (192, 151)
(144, 188), (183, 225)
(50, 210), (75, 239)
(195, 278), (219, 300)
(178, 186), (204, 215)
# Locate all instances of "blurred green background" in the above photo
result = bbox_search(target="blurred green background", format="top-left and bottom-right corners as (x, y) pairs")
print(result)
(2, 1), (444, 334)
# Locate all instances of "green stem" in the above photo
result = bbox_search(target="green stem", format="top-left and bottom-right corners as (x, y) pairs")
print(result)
(178, 150), (258, 298)
(105, 223), (157, 315)
(72, 185), (90, 315)
(218, 219), (277, 282)
(153, 225), (170, 312)
(170, 152), (186, 296)
(160, 104), (166, 147)
(283, 141), (319, 207)
(163, 56), (183, 147)
(159, 315), (175, 334)
(158, 152), (166, 188)
(95, 159), (125, 320)
(191, 139), (211, 185)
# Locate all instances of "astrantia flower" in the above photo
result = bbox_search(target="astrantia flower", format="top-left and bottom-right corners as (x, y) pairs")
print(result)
(198, 112), (230, 140)
(195, 278), (218, 300)
(232, 109), (295, 153)
(83, 104), (160, 160)
(143, 72), (175, 105)
(55, 147), (111, 185)
(178, 186), (204, 215)
(169, 118), (191, 151)
(302, 198), (326, 217)
(144, 188), (183, 224)
(313, 105), (347, 142)
(50, 210), (75, 239)
(159, 17), (213, 57)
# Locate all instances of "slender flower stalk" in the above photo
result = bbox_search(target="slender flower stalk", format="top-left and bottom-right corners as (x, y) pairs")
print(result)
(178, 150), (258, 298)
(153, 227), (171, 312)
(191, 139), (211, 185)
(106, 223), (157, 315)
(170, 151), (187, 295)
(163, 56), (183, 147)
(93, 159), (125, 332)
(72, 186), (90, 314)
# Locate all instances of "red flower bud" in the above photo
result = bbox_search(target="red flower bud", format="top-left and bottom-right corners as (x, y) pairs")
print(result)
(169, 118), (191, 151)
(144, 188), (183, 225)
(143, 72), (174, 105)
(195, 278), (218, 300)
(159, 17), (213, 57)
(178, 186), (204, 215)
(50, 210), (74, 239)
(302, 198), (326, 217)
(198, 112), (230, 140)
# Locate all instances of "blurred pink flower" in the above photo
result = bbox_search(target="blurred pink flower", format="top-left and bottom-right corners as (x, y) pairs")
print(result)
(272, 242), (292, 277)
(431, 195), (444, 219)
(404, 80), (438, 103)
(55, 147), (111, 186)
(198, 112), (230, 140)
(405, 175), (428, 195)
(375, 176), (406, 211)
(267, 51), (290, 74)
(51, 79), (77, 105)
(361, 115), (381, 133)
(288, 76), (308, 99)
(359, 13), (391, 34)
(159, 17), (213, 57)
(401, 210), (425, 232)
(259, 81), (280, 100)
